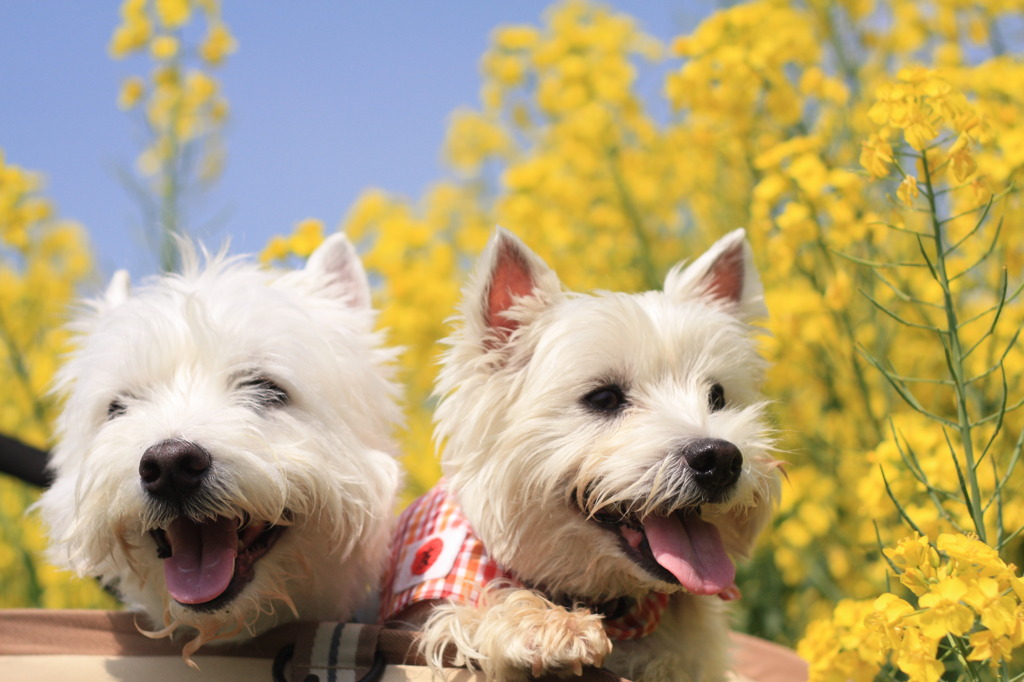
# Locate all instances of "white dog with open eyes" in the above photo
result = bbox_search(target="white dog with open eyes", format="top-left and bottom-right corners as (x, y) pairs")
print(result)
(37, 234), (401, 665)
(380, 228), (780, 681)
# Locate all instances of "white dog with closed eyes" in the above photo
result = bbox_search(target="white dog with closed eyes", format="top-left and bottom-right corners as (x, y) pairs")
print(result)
(381, 228), (780, 681)
(38, 234), (401, 665)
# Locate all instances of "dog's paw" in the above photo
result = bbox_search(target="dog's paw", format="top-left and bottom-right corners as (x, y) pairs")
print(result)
(419, 588), (612, 680)
(518, 595), (613, 677)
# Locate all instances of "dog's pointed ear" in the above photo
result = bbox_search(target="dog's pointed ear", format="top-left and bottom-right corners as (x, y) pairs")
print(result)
(103, 270), (131, 309)
(469, 227), (560, 348)
(304, 233), (372, 309)
(663, 228), (767, 321)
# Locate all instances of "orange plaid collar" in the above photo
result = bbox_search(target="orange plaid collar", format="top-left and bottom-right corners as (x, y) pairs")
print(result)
(381, 479), (669, 641)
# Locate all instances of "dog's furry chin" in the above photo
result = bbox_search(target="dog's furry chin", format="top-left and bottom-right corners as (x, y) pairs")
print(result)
(421, 228), (780, 681)
(37, 235), (401, 663)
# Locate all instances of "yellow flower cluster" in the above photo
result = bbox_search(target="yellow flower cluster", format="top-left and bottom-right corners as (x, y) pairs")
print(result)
(666, 0), (833, 129)
(111, 0), (234, 64)
(0, 150), (113, 609)
(868, 68), (975, 151)
(865, 66), (983, 186)
(443, 110), (513, 176)
(800, 533), (1024, 681)
(790, 43), (1024, 674)
(481, 0), (660, 117)
(261, 217), (326, 263)
(0, 152), (91, 444)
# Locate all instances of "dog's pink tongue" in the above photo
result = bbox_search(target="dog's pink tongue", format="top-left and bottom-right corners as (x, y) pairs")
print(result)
(643, 514), (735, 596)
(163, 516), (237, 605)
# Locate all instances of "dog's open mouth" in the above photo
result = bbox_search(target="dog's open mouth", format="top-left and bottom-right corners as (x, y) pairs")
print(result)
(590, 506), (735, 596)
(149, 515), (286, 611)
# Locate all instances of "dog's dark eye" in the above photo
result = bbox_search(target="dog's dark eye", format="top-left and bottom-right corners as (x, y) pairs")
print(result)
(107, 399), (127, 420)
(709, 383), (726, 412)
(584, 385), (627, 413)
(240, 377), (289, 409)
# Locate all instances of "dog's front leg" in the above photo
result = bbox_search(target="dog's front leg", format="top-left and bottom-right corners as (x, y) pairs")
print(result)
(417, 587), (613, 680)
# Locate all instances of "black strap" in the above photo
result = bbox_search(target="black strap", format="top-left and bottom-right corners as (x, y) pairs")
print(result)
(0, 434), (51, 487)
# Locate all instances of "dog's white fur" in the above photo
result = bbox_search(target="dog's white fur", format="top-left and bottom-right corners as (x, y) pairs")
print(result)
(37, 235), (401, 662)
(416, 228), (780, 681)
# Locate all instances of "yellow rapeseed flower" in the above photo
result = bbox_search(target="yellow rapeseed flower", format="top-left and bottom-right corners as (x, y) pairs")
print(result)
(978, 594), (1018, 639)
(916, 577), (975, 638)
(885, 534), (940, 587)
(150, 34), (179, 60)
(968, 629), (1016, 667)
(897, 176), (919, 205)
(823, 269), (853, 311)
(494, 25), (540, 51)
(860, 134), (894, 178)
(0, 149), (97, 608)
(443, 110), (513, 175)
(155, 0), (191, 29)
(948, 134), (978, 182)
(117, 76), (145, 110)
(259, 235), (290, 264)
(775, 201), (816, 243)
(893, 628), (944, 682)
(184, 70), (217, 103)
(199, 22), (236, 65)
(109, 17), (152, 57)
(903, 115), (938, 151)
(288, 218), (325, 258)
(937, 532), (1002, 569)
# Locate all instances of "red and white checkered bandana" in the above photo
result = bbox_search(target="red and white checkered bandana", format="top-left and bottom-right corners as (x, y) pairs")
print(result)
(380, 479), (670, 641)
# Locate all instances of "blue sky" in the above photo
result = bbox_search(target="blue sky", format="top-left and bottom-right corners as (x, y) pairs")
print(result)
(0, 2), (696, 285)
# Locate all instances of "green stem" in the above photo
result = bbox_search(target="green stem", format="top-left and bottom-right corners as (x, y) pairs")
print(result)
(606, 145), (658, 290)
(921, 155), (987, 542)
(157, 56), (187, 273)
(986, 11), (1007, 57)
(159, 132), (182, 273)
(0, 304), (50, 433)
(812, 232), (886, 442)
(944, 634), (984, 682)
(812, 2), (861, 97)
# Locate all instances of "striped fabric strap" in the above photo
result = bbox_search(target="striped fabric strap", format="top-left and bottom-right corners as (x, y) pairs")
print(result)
(290, 622), (383, 682)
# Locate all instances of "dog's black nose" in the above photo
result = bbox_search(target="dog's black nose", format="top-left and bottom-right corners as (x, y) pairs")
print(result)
(139, 439), (211, 500)
(681, 438), (742, 494)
